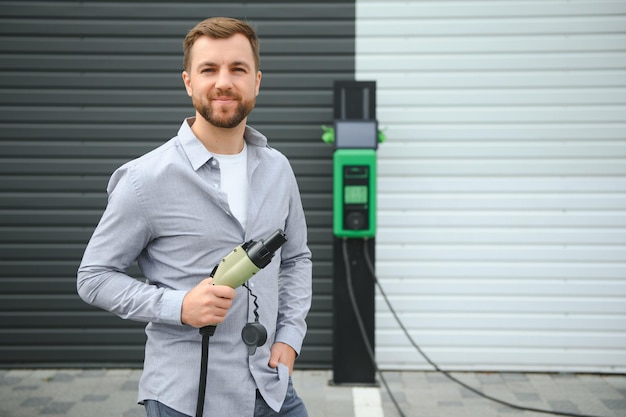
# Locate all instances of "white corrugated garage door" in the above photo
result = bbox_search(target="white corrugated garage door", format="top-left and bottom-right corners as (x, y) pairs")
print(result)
(357, 0), (626, 372)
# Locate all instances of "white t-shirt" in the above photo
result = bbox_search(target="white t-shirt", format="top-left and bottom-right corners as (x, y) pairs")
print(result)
(212, 143), (249, 228)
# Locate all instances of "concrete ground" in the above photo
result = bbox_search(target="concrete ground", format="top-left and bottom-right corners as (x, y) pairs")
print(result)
(0, 369), (624, 417)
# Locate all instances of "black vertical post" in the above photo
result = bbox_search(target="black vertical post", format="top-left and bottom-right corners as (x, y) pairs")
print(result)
(332, 81), (377, 385)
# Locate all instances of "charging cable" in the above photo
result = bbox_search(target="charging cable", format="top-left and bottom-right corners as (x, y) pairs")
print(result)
(343, 237), (608, 417)
(341, 238), (407, 417)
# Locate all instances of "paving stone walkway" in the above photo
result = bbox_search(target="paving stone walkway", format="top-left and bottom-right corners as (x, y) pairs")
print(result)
(0, 369), (624, 417)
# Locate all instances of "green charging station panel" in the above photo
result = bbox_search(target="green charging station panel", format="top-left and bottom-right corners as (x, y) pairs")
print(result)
(333, 149), (377, 238)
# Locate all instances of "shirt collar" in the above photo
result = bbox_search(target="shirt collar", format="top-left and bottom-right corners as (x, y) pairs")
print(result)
(178, 117), (268, 171)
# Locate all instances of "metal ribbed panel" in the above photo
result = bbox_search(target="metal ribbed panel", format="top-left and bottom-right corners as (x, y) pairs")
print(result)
(357, 0), (626, 372)
(0, 0), (355, 367)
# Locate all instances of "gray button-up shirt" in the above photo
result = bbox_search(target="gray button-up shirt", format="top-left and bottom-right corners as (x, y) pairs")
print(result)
(77, 118), (312, 416)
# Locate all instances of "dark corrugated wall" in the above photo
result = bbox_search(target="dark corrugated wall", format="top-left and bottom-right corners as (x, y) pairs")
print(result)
(0, 1), (354, 367)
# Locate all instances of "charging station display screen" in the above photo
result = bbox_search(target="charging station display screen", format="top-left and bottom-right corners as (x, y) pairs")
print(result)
(334, 120), (378, 149)
(344, 185), (368, 204)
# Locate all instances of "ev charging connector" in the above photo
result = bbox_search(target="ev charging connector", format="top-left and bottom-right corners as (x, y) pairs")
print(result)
(208, 229), (288, 289)
(196, 229), (287, 417)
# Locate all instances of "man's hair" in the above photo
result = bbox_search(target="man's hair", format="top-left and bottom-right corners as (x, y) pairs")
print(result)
(183, 17), (260, 72)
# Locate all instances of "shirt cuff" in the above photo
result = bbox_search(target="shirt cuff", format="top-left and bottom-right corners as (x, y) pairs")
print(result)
(158, 289), (187, 326)
(274, 326), (305, 356)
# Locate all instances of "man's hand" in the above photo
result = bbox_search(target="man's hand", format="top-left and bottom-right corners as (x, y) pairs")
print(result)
(181, 278), (237, 328)
(269, 342), (297, 375)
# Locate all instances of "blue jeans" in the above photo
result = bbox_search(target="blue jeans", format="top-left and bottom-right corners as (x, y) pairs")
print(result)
(144, 379), (308, 417)
(254, 379), (308, 417)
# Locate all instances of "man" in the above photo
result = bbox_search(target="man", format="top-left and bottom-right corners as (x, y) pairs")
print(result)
(77, 17), (312, 417)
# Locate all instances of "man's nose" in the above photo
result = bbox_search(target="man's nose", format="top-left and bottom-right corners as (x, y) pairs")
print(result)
(215, 68), (233, 89)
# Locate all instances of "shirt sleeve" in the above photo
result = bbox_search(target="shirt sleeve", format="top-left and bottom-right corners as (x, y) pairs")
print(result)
(76, 165), (186, 326)
(273, 170), (313, 355)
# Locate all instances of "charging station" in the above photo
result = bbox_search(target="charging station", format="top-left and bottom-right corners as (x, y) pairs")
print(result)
(326, 81), (380, 385)
(333, 145), (376, 239)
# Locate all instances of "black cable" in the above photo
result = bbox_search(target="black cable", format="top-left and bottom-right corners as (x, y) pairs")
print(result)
(196, 330), (211, 417)
(341, 239), (407, 417)
(243, 283), (260, 322)
(360, 238), (608, 417)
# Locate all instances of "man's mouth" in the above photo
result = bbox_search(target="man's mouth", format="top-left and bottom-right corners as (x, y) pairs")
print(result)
(213, 97), (239, 107)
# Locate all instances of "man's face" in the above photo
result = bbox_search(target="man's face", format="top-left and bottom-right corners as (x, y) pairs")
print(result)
(182, 34), (261, 129)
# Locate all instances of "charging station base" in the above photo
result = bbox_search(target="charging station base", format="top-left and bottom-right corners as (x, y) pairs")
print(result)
(332, 237), (376, 385)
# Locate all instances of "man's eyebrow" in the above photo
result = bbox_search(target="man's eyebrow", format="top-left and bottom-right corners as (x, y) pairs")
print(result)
(231, 61), (252, 69)
(197, 61), (217, 68)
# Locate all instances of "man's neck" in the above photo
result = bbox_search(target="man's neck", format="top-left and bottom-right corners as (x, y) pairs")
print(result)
(189, 116), (246, 155)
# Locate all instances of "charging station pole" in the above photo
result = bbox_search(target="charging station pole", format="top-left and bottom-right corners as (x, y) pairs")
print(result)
(328, 81), (379, 385)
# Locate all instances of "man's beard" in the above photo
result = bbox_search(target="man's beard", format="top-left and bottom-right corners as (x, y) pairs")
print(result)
(193, 92), (255, 129)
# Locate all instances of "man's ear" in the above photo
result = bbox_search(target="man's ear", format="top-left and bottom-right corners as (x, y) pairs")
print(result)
(255, 70), (262, 96)
(182, 71), (193, 97)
